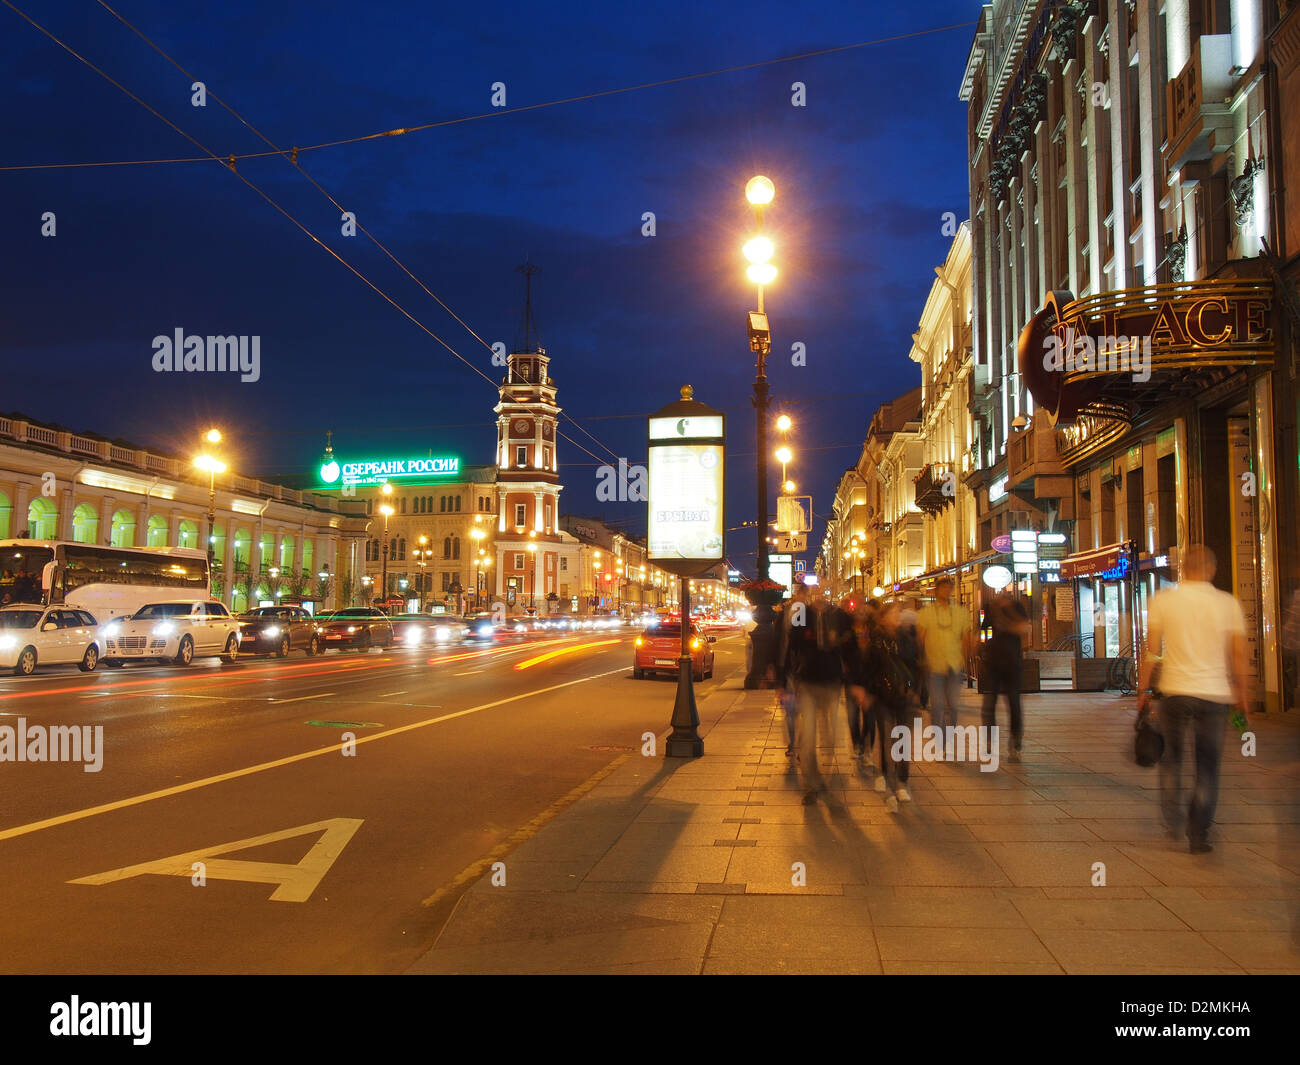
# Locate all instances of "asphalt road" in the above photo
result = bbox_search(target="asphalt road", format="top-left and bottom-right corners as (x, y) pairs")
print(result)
(0, 626), (747, 973)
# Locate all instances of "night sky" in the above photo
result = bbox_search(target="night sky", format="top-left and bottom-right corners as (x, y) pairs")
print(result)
(4, 0), (977, 576)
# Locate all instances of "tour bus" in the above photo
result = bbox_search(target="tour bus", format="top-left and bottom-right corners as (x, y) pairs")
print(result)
(0, 540), (212, 622)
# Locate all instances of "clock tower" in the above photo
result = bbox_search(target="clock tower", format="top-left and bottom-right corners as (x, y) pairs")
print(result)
(492, 264), (562, 611)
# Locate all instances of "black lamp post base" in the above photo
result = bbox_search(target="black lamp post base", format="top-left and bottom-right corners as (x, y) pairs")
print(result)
(666, 655), (704, 758)
(743, 605), (778, 689)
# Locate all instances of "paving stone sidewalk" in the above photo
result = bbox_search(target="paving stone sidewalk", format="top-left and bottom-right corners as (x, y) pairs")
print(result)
(411, 673), (1300, 974)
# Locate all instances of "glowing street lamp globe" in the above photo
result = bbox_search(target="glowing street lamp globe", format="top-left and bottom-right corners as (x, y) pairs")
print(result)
(745, 175), (775, 206)
(746, 263), (777, 286)
(742, 236), (774, 264)
(775, 414), (792, 432)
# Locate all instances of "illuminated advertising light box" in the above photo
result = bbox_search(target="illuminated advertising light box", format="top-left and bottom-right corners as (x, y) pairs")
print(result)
(647, 388), (725, 578)
(319, 455), (460, 487)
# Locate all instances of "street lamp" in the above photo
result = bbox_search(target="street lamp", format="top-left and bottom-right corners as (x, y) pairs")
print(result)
(194, 434), (226, 574)
(527, 541), (537, 610)
(413, 535), (430, 608)
(378, 482), (394, 609)
(742, 174), (781, 689)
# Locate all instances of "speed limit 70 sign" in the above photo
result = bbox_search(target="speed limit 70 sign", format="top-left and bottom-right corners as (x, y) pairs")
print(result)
(775, 532), (806, 552)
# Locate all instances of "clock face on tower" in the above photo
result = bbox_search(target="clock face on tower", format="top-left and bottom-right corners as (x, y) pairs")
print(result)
(542, 423), (553, 439)
(513, 418), (528, 433)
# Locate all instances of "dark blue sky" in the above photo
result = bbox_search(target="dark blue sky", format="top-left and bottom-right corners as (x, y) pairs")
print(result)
(4, 0), (977, 576)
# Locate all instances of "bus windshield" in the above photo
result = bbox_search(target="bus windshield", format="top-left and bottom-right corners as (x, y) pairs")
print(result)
(0, 547), (53, 605)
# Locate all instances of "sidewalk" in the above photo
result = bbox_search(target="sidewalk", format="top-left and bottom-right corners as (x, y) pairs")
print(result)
(410, 672), (1300, 974)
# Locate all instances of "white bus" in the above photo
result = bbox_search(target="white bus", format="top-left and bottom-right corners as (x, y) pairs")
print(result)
(0, 540), (212, 622)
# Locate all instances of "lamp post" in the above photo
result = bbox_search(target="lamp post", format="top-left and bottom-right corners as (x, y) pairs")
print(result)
(194, 428), (225, 576)
(527, 541), (537, 610)
(741, 175), (780, 689)
(378, 483), (394, 609)
(413, 535), (430, 609)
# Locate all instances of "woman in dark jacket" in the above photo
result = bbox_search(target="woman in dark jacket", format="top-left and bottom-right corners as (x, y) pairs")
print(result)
(860, 601), (916, 811)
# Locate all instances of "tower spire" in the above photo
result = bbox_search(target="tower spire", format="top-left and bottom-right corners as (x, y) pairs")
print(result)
(515, 258), (541, 352)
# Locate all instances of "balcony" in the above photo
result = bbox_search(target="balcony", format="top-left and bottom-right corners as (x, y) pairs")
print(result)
(1006, 415), (1069, 499)
(913, 464), (954, 515)
(1165, 36), (1235, 176)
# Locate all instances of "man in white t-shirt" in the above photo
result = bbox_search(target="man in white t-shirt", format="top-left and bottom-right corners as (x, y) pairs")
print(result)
(1137, 544), (1249, 854)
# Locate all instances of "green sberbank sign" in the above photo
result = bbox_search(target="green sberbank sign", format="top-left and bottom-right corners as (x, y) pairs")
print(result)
(319, 455), (460, 487)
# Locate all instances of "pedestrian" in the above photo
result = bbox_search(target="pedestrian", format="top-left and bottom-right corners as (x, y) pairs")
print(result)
(776, 582), (812, 756)
(841, 598), (878, 774)
(918, 577), (973, 755)
(783, 587), (852, 805)
(981, 589), (1029, 762)
(862, 600), (916, 812)
(897, 598), (924, 710)
(1136, 544), (1249, 854)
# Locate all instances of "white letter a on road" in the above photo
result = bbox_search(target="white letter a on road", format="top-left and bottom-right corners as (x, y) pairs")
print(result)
(68, 818), (364, 902)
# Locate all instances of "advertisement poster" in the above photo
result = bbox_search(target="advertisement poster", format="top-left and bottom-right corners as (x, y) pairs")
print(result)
(647, 444), (724, 562)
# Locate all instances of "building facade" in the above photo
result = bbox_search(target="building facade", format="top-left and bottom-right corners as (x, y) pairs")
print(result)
(960, 0), (1296, 707)
(0, 413), (369, 613)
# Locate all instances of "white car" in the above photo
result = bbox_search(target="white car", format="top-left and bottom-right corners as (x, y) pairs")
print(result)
(101, 600), (241, 667)
(0, 604), (103, 675)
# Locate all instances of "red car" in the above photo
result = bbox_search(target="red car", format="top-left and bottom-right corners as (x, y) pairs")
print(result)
(633, 619), (715, 681)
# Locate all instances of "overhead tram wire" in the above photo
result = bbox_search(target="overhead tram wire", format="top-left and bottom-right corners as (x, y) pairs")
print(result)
(2, 0), (613, 469)
(88, 0), (621, 467)
(2, 19), (979, 172)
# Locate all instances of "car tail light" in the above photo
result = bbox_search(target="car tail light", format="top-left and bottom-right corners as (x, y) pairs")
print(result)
(690, 638), (700, 650)
(634, 637), (643, 646)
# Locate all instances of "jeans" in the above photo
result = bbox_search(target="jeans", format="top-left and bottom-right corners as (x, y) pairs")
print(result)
(1158, 696), (1229, 844)
(846, 684), (876, 755)
(782, 681), (798, 750)
(929, 669), (962, 734)
(874, 698), (911, 792)
(981, 657), (1023, 750)
(796, 679), (842, 793)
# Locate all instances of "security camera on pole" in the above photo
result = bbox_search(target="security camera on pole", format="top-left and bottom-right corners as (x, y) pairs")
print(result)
(647, 386), (725, 759)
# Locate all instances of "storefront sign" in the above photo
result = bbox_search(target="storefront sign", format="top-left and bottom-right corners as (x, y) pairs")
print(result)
(319, 455), (460, 486)
(1060, 541), (1134, 580)
(991, 533), (1012, 552)
(982, 565), (1013, 590)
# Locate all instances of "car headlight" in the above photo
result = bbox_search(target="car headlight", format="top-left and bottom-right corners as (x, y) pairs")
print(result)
(154, 622), (175, 636)
(0, 635), (16, 650)
(434, 628), (449, 641)
(346, 626), (357, 633)
(264, 626), (280, 638)
(101, 623), (120, 639)
(407, 628), (424, 644)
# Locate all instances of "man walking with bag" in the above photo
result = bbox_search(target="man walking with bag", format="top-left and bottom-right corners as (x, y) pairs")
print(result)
(918, 577), (973, 755)
(1136, 545), (1249, 854)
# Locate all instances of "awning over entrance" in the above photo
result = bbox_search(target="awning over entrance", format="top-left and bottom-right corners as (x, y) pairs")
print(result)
(1060, 541), (1134, 580)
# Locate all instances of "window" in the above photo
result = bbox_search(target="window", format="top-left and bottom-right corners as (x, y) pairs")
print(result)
(397, 538), (406, 561)
(443, 536), (452, 559)
(516, 445), (528, 467)
(400, 497), (408, 514)
(454, 497), (461, 512)
(440, 497), (446, 513)
(452, 537), (460, 560)
(514, 553), (525, 570)
(390, 538), (398, 559)
(559, 557), (568, 572)
(515, 503), (526, 528)
(543, 446), (551, 469)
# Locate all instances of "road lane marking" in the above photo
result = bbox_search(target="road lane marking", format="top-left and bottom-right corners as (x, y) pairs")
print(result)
(69, 818), (363, 902)
(378, 691), (408, 697)
(0, 666), (630, 843)
(270, 692), (336, 704)
(512, 639), (621, 670)
(452, 671), (483, 676)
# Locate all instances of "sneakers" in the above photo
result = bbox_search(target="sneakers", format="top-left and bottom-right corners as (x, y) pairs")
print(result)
(873, 775), (887, 793)
(896, 786), (912, 803)
(885, 795), (900, 813)
(802, 789), (818, 806)
(1008, 746), (1021, 764)
(1189, 840), (1213, 855)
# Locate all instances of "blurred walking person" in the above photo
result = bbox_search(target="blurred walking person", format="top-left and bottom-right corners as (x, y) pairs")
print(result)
(842, 598), (879, 776)
(918, 577), (973, 755)
(981, 590), (1029, 763)
(862, 600), (916, 812)
(783, 590), (851, 805)
(776, 581), (811, 756)
(1136, 545), (1248, 854)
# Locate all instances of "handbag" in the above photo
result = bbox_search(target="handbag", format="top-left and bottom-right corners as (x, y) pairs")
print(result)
(1134, 705), (1164, 767)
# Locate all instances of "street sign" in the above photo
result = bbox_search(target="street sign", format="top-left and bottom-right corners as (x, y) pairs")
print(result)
(775, 532), (807, 553)
(776, 495), (812, 533)
(794, 560), (806, 572)
(647, 388), (725, 577)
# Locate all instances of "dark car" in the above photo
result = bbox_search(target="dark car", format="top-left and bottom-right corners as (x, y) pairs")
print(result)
(237, 606), (321, 657)
(462, 612), (499, 640)
(317, 608), (394, 652)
